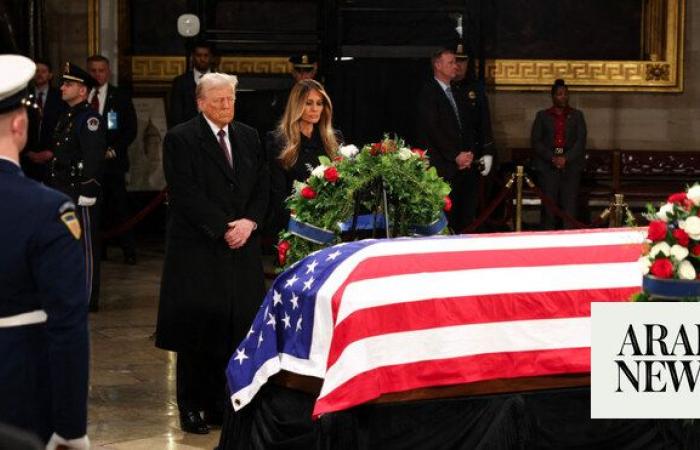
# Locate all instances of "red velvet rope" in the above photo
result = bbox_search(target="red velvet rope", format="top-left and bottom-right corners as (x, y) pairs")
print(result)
(101, 189), (168, 240)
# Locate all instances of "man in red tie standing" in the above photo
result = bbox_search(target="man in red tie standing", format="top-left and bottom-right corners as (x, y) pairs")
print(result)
(156, 72), (268, 434)
(20, 59), (67, 183)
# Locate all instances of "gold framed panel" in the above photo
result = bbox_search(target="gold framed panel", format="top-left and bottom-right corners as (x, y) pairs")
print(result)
(87, 0), (99, 56)
(131, 56), (292, 84)
(487, 0), (685, 92)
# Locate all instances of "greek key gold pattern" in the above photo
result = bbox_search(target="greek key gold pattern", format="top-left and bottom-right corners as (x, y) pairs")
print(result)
(487, 61), (661, 85)
(131, 56), (290, 83)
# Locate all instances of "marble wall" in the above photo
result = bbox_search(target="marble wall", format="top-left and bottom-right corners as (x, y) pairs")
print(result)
(489, 1), (700, 152)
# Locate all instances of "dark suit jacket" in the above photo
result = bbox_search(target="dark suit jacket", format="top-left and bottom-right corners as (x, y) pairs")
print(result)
(101, 84), (138, 174)
(157, 114), (269, 356)
(21, 86), (67, 182)
(167, 71), (198, 129)
(416, 78), (465, 181)
(530, 107), (587, 173)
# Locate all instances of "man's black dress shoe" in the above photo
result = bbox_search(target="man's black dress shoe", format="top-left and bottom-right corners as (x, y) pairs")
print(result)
(180, 410), (210, 434)
(203, 409), (223, 426)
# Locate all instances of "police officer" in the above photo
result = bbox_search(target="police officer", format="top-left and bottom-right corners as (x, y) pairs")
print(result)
(49, 62), (106, 311)
(0, 55), (90, 448)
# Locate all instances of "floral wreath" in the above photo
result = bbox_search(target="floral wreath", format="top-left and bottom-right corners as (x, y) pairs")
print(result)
(636, 183), (700, 301)
(276, 135), (452, 268)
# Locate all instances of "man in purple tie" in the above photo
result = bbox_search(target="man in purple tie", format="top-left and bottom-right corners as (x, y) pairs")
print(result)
(156, 72), (269, 434)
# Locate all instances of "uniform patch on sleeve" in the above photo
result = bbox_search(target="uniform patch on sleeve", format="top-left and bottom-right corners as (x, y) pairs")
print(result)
(86, 117), (100, 132)
(58, 200), (76, 214)
(60, 211), (82, 240)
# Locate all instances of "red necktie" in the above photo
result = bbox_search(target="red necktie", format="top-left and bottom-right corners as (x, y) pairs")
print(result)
(217, 129), (233, 168)
(90, 88), (100, 112)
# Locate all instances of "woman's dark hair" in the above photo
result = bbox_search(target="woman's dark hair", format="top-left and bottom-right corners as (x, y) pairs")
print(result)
(551, 78), (567, 96)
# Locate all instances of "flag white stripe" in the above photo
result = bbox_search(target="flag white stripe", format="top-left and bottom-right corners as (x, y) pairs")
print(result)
(310, 229), (644, 375)
(319, 317), (591, 398)
(337, 262), (640, 324)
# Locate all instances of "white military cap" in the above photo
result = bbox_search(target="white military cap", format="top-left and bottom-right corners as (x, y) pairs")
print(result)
(0, 55), (36, 114)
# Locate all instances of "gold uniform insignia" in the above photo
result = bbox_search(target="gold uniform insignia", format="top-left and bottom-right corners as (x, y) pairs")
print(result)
(60, 211), (82, 240)
(468, 90), (477, 100)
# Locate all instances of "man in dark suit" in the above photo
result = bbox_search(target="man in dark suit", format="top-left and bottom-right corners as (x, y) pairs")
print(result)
(531, 79), (587, 229)
(167, 42), (212, 129)
(156, 72), (269, 435)
(416, 48), (492, 233)
(21, 59), (67, 183)
(87, 54), (138, 264)
(0, 54), (89, 450)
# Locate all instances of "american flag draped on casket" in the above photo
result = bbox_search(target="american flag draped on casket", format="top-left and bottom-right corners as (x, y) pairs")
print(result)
(226, 228), (646, 417)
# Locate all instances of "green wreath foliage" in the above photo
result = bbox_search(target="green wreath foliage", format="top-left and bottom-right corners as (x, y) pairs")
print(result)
(276, 135), (451, 269)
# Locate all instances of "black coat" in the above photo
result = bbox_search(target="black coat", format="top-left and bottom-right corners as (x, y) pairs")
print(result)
(0, 159), (89, 442)
(156, 115), (269, 357)
(415, 78), (466, 181)
(21, 86), (67, 182)
(265, 127), (342, 236)
(167, 71), (198, 129)
(100, 84), (137, 174)
(531, 107), (587, 173)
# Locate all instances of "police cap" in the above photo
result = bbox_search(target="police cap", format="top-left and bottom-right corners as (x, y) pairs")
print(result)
(61, 62), (98, 89)
(455, 44), (469, 61)
(0, 55), (36, 114)
(289, 54), (317, 70)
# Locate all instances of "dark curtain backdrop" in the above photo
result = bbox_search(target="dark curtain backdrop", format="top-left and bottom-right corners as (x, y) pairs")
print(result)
(0, 0), (45, 57)
(327, 58), (432, 147)
(220, 384), (700, 450)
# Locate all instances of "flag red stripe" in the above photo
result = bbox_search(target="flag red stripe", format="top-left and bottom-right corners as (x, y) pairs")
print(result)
(314, 347), (589, 417)
(326, 287), (636, 367)
(329, 243), (641, 322)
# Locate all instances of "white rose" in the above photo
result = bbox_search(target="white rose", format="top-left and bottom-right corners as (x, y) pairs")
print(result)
(638, 256), (652, 275)
(397, 147), (413, 160)
(670, 244), (689, 261)
(649, 241), (671, 258)
(678, 260), (697, 280)
(680, 216), (700, 240)
(656, 203), (675, 222)
(311, 164), (327, 178)
(687, 184), (700, 206)
(339, 144), (359, 158)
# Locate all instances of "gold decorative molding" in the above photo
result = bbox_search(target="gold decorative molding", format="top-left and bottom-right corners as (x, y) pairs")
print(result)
(131, 56), (292, 83)
(488, 0), (685, 92)
(87, 0), (99, 56)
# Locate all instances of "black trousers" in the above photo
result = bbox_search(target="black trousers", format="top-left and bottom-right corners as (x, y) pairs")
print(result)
(538, 166), (582, 230)
(176, 351), (228, 414)
(101, 171), (135, 257)
(77, 204), (101, 309)
(447, 169), (479, 234)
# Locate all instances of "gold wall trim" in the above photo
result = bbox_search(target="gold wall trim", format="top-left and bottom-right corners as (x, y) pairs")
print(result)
(488, 0), (685, 92)
(87, 0), (99, 56)
(131, 56), (292, 83)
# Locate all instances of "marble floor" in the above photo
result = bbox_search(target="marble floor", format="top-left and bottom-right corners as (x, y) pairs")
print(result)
(89, 240), (220, 449)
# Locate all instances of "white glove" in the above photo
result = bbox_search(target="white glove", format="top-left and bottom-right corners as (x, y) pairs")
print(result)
(77, 196), (96, 207)
(479, 155), (493, 176)
(46, 433), (90, 450)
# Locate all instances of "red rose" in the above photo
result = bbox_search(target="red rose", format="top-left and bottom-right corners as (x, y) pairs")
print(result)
(691, 244), (700, 257)
(667, 192), (687, 204)
(324, 166), (339, 183)
(277, 240), (290, 266)
(443, 196), (452, 212)
(673, 228), (690, 247)
(301, 186), (316, 199)
(650, 258), (674, 279)
(370, 143), (382, 156)
(411, 148), (426, 159)
(646, 220), (667, 242)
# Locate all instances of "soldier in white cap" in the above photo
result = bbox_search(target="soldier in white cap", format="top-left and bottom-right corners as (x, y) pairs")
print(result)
(0, 54), (90, 449)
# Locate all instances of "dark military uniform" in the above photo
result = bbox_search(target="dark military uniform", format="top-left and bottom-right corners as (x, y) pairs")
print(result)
(49, 100), (106, 310)
(0, 158), (89, 442)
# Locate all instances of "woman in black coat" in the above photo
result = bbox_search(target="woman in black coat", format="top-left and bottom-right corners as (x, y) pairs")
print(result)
(531, 78), (587, 230)
(265, 79), (342, 236)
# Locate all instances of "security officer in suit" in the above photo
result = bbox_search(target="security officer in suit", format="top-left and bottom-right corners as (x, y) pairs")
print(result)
(87, 54), (138, 264)
(167, 41), (213, 129)
(48, 62), (106, 311)
(0, 54), (90, 449)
